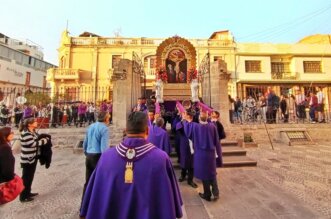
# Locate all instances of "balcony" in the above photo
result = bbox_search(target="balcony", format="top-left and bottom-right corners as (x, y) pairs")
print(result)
(271, 72), (298, 80)
(70, 37), (235, 48)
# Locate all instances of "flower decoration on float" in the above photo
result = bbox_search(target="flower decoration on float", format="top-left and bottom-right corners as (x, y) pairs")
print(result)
(187, 68), (199, 83)
(156, 66), (168, 82)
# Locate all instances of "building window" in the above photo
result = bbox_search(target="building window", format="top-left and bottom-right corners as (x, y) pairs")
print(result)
(245, 60), (261, 72)
(25, 72), (31, 87)
(60, 56), (65, 68)
(271, 62), (289, 73)
(214, 56), (223, 62)
(112, 55), (121, 68)
(244, 86), (268, 99)
(143, 56), (156, 68)
(43, 76), (47, 89)
(303, 61), (321, 73)
(149, 57), (156, 68)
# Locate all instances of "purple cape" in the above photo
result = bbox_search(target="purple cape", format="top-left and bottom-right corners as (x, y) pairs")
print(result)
(147, 125), (171, 154)
(176, 122), (193, 169)
(183, 121), (222, 180)
(80, 138), (183, 219)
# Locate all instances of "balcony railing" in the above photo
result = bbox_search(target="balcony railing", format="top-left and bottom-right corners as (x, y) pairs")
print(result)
(271, 72), (298, 80)
(71, 37), (235, 48)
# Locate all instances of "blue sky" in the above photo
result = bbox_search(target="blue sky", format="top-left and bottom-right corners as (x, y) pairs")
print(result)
(1, 0), (330, 65)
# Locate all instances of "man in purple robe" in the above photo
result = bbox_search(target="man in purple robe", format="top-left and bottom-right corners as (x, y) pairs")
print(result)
(80, 112), (183, 219)
(100, 100), (108, 112)
(176, 111), (197, 188)
(78, 102), (87, 127)
(147, 117), (171, 155)
(147, 110), (155, 127)
(183, 111), (222, 202)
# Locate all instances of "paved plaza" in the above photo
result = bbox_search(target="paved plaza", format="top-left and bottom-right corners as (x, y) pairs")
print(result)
(0, 139), (330, 219)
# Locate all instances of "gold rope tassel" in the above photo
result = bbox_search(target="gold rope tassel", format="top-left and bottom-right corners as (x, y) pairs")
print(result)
(125, 162), (133, 184)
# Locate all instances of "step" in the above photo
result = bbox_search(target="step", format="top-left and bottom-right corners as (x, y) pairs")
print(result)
(289, 141), (316, 146)
(222, 146), (247, 156)
(170, 156), (181, 170)
(222, 156), (257, 168)
(221, 141), (239, 147)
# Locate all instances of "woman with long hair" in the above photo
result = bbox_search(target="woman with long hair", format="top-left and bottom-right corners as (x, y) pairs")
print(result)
(19, 118), (48, 202)
(0, 127), (15, 184)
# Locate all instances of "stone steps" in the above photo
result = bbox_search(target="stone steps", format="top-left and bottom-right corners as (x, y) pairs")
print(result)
(221, 140), (257, 168)
(222, 146), (247, 156)
(222, 156), (257, 167)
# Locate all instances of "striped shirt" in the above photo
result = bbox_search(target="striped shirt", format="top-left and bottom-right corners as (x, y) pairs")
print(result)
(20, 130), (47, 164)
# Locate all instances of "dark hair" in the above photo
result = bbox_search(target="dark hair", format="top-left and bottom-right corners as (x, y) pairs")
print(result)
(126, 112), (147, 134)
(213, 111), (220, 117)
(19, 117), (36, 132)
(155, 117), (164, 127)
(0, 127), (11, 144)
(97, 112), (109, 122)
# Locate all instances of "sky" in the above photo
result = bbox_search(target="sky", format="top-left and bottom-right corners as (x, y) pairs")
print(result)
(1, 0), (330, 65)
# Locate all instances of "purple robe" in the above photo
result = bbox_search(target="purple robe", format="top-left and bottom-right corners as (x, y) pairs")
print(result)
(147, 125), (171, 155)
(80, 138), (183, 219)
(183, 121), (222, 180)
(78, 104), (87, 115)
(176, 121), (193, 169)
(100, 103), (107, 112)
(23, 107), (33, 119)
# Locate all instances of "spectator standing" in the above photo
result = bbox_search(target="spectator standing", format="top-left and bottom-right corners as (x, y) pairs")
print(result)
(81, 112), (110, 206)
(80, 112), (182, 219)
(19, 118), (48, 202)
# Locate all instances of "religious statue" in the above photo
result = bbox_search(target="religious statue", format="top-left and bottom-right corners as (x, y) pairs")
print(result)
(155, 79), (164, 103)
(190, 79), (199, 102)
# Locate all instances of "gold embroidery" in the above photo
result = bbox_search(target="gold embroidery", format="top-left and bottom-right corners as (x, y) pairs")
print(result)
(125, 162), (133, 184)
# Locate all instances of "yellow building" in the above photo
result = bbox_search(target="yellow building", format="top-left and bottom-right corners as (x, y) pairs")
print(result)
(47, 30), (331, 107)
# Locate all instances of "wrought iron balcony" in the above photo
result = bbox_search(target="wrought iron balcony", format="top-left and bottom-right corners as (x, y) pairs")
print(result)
(271, 72), (297, 80)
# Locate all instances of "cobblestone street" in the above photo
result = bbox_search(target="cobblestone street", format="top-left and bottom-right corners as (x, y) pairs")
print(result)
(0, 141), (330, 219)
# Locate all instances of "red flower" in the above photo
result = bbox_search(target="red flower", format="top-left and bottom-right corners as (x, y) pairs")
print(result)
(187, 68), (198, 83)
(156, 66), (168, 82)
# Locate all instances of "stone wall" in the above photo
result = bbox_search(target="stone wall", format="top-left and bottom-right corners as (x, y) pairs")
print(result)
(12, 124), (330, 150)
(225, 123), (331, 145)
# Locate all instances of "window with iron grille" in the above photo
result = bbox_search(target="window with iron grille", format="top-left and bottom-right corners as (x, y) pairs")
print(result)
(245, 86), (268, 99)
(112, 55), (121, 68)
(245, 60), (261, 72)
(271, 62), (289, 73)
(25, 72), (31, 87)
(303, 61), (321, 73)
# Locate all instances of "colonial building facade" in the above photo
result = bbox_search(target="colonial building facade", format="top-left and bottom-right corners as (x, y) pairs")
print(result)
(0, 33), (55, 90)
(47, 30), (331, 108)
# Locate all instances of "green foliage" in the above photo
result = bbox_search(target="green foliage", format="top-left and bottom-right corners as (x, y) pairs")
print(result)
(25, 92), (51, 105)
(244, 133), (253, 142)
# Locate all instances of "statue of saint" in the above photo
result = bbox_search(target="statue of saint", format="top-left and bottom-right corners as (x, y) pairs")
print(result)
(155, 79), (164, 103)
(190, 79), (199, 102)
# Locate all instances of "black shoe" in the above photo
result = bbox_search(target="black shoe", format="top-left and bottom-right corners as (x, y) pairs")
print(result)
(20, 197), (34, 202)
(213, 195), (219, 201)
(188, 181), (198, 188)
(199, 193), (211, 201)
(178, 176), (186, 182)
(28, 192), (39, 197)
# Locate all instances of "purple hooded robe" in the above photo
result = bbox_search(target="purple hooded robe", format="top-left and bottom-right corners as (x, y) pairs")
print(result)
(80, 138), (183, 219)
(183, 121), (222, 180)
